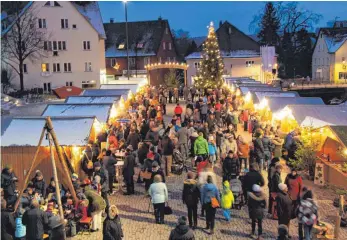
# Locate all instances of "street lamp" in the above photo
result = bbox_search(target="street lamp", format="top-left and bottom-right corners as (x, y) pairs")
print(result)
(123, 0), (129, 80)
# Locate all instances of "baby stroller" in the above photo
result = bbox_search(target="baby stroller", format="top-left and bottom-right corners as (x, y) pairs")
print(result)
(230, 178), (244, 210)
(172, 148), (188, 175)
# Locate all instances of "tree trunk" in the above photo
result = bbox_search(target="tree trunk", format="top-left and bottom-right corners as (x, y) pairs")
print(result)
(19, 61), (24, 91)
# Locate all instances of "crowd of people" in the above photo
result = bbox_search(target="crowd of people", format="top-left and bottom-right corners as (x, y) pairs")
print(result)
(1, 85), (320, 240)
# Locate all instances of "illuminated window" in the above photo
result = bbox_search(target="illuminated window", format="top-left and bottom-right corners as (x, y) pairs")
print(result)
(118, 43), (125, 49)
(41, 63), (49, 72)
(246, 61), (254, 67)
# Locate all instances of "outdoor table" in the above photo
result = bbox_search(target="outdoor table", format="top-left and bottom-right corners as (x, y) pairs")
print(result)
(113, 161), (124, 192)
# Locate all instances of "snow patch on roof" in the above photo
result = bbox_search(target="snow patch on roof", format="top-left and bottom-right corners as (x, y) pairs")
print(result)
(2, 117), (95, 147)
(268, 97), (324, 113)
(82, 89), (130, 97)
(65, 96), (119, 104)
(72, 2), (106, 39)
(42, 104), (112, 123)
(324, 34), (347, 53)
(100, 84), (138, 93)
(105, 46), (156, 58)
(186, 50), (260, 60)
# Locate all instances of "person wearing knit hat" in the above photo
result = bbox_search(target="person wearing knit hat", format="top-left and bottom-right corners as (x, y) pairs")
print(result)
(31, 170), (46, 198)
(1, 163), (18, 206)
(277, 224), (289, 240)
(169, 216), (195, 240)
(276, 183), (293, 238)
(248, 184), (266, 239)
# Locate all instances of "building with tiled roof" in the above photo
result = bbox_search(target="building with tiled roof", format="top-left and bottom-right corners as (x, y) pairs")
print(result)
(312, 23), (347, 82)
(104, 17), (178, 86)
(1, 1), (106, 91)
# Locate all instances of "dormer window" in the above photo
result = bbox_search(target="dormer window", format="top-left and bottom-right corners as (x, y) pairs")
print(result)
(118, 43), (125, 49)
(137, 43), (143, 49)
(44, 1), (61, 7)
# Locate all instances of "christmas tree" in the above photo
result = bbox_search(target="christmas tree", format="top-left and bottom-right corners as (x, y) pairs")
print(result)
(195, 22), (224, 89)
(257, 2), (280, 46)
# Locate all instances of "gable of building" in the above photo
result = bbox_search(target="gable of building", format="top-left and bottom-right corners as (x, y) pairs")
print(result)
(1, 1), (105, 39)
(313, 27), (347, 55)
(104, 18), (173, 58)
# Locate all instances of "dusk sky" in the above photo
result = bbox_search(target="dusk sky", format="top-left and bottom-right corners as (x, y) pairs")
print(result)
(99, 1), (347, 37)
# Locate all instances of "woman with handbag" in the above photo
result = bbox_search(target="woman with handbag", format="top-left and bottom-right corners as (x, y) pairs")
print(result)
(200, 175), (220, 235)
(149, 175), (168, 224)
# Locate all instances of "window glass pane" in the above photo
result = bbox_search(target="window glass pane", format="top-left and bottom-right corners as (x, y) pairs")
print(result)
(65, 19), (68, 28)
(57, 63), (60, 72)
(42, 63), (47, 72)
(87, 41), (90, 50)
(61, 19), (64, 28)
(62, 41), (66, 50)
(58, 41), (62, 50)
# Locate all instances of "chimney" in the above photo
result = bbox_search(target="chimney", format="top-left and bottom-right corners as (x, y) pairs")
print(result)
(110, 18), (114, 23)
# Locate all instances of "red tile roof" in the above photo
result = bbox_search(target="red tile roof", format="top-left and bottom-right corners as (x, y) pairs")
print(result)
(53, 86), (83, 99)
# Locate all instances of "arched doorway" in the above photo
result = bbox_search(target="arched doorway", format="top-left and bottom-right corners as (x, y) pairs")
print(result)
(145, 62), (189, 86)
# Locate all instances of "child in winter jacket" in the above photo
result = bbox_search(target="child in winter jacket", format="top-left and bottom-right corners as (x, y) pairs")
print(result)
(221, 181), (234, 222)
(15, 207), (26, 240)
(208, 136), (217, 166)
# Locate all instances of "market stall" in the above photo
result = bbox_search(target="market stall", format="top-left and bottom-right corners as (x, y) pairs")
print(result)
(1, 116), (98, 190)
(239, 86), (281, 95)
(100, 84), (138, 93)
(41, 103), (113, 124)
(81, 89), (130, 99)
(273, 105), (347, 133)
(65, 95), (120, 104)
(252, 91), (299, 104)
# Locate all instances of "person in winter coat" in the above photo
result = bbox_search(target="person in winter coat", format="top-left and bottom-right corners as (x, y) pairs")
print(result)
(276, 184), (293, 235)
(194, 132), (209, 159)
(200, 103), (208, 123)
(161, 135), (174, 176)
(277, 224), (290, 240)
(94, 162), (109, 210)
(206, 114), (216, 132)
(84, 184), (106, 231)
(253, 130), (265, 171)
(208, 137), (217, 166)
(222, 150), (240, 182)
(1, 165), (18, 207)
(32, 171), (46, 198)
(14, 207), (26, 240)
(200, 176), (220, 235)
(149, 175), (168, 224)
(243, 163), (265, 203)
(22, 199), (48, 240)
(123, 146), (136, 195)
(269, 164), (283, 215)
(1, 200), (15, 240)
(151, 162), (166, 184)
(247, 185), (266, 239)
(182, 172), (200, 229)
(126, 128), (141, 151)
(103, 205), (124, 240)
(237, 135), (250, 170)
(272, 135), (284, 158)
(262, 130), (273, 169)
(178, 123), (189, 160)
(285, 168), (303, 219)
(174, 103), (183, 119)
(296, 190), (318, 240)
(221, 181), (234, 222)
(169, 216), (195, 240)
(221, 134), (238, 159)
(102, 150), (117, 194)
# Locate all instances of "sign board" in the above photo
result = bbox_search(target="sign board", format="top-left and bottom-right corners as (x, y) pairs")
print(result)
(314, 163), (325, 186)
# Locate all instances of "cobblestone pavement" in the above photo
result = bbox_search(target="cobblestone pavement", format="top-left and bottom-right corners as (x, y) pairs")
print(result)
(71, 102), (347, 240)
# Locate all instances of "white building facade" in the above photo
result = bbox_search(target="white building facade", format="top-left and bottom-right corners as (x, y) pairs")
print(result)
(312, 26), (347, 83)
(2, 1), (106, 92)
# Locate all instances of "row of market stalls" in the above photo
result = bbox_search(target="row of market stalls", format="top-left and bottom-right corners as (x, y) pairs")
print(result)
(1, 80), (147, 191)
(225, 77), (347, 188)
